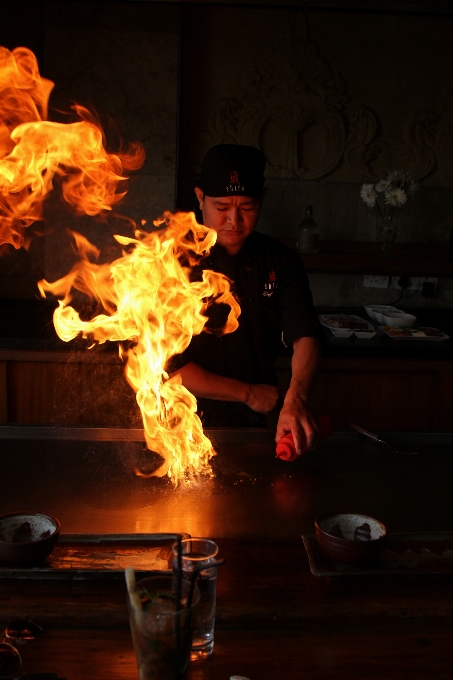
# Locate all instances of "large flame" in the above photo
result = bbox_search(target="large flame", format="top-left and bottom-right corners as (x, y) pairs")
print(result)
(39, 212), (240, 485)
(0, 46), (144, 249)
(2, 45), (237, 485)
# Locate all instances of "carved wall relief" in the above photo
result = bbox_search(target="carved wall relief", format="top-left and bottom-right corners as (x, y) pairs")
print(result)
(197, 12), (452, 184)
(347, 108), (438, 182)
(202, 15), (352, 180)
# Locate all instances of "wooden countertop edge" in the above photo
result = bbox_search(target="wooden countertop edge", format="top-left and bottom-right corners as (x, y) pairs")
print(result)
(1, 349), (452, 370)
(320, 357), (453, 370)
(0, 349), (121, 363)
(276, 356), (453, 371)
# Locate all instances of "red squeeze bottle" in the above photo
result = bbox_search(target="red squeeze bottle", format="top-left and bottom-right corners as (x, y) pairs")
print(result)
(276, 415), (333, 461)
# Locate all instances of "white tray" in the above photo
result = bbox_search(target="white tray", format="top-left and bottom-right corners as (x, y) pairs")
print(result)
(319, 314), (375, 339)
(379, 326), (449, 341)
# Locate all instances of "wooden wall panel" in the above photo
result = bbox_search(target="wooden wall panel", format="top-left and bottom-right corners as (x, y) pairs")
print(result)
(432, 370), (453, 432)
(6, 362), (140, 427)
(0, 362), (7, 423)
(3, 357), (453, 431)
(310, 368), (449, 432)
(275, 357), (453, 432)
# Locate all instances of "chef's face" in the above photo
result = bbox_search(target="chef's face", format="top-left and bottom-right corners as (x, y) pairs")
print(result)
(194, 187), (263, 255)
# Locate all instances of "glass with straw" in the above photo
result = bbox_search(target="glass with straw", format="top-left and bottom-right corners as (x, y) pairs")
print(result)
(126, 557), (199, 680)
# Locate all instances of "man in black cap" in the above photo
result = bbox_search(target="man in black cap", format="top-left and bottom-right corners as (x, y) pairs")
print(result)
(171, 144), (322, 453)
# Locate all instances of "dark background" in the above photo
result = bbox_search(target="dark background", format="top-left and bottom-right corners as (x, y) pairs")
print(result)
(1, 0), (453, 307)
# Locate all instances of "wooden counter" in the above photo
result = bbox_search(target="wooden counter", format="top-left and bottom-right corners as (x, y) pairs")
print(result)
(276, 355), (453, 431)
(1, 537), (452, 680)
(0, 429), (452, 680)
(2, 346), (453, 430)
(0, 347), (140, 427)
(1, 299), (452, 431)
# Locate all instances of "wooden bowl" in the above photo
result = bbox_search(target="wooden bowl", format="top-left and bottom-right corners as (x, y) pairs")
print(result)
(0, 512), (60, 567)
(315, 512), (387, 566)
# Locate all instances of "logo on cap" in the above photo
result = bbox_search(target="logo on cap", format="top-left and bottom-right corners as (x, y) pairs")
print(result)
(226, 170), (244, 193)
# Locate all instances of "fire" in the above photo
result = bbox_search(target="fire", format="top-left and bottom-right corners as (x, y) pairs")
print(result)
(0, 46), (144, 250)
(39, 212), (240, 485)
(2, 45), (237, 484)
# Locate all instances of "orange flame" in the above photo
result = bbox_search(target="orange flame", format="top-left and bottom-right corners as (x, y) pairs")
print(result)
(0, 46), (144, 249)
(2, 45), (237, 484)
(39, 212), (240, 485)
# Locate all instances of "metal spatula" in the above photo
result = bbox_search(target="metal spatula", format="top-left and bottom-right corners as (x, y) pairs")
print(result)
(351, 424), (417, 455)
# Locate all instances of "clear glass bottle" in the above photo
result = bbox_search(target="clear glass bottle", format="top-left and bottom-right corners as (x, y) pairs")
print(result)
(297, 205), (319, 255)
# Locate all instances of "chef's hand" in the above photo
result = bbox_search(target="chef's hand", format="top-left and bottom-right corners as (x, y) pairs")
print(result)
(276, 396), (320, 454)
(244, 383), (280, 414)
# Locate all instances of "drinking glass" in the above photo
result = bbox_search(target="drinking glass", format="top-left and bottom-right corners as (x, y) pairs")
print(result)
(128, 574), (199, 680)
(0, 619), (43, 679)
(172, 538), (219, 661)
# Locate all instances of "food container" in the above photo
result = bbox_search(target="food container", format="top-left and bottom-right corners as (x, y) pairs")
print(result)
(369, 309), (385, 324)
(315, 512), (387, 566)
(331, 330), (354, 339)
(354, 330), (376, 339)
(381, 312), (417, 327)
(379, 325), (449, 340)
(319, 314), (375, 339)
(364, 305), (398, 323)
(0, 512), (60, 567)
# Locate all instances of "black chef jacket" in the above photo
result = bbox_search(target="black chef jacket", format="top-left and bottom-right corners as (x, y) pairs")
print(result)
(170, 230), (321, 427)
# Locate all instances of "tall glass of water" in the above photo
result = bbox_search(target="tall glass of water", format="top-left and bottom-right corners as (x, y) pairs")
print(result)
(172, 537), (219, 661)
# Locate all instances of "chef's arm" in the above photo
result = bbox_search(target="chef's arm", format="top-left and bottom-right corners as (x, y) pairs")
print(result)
(169, 362), (280, 414)
(276, 336), (322, 453)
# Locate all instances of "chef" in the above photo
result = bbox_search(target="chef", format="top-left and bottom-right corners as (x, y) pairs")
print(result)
(170, 144), (322, 453)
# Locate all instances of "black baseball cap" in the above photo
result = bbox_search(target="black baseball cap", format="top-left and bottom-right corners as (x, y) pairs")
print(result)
(198, 144), (266, 197)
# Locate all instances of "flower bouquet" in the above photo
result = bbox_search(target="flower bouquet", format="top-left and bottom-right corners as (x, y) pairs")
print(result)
(360, 171), (417, 255)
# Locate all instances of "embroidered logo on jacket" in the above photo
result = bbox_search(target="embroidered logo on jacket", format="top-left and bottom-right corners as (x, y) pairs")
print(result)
(263, 270), (277, 297)
(226, 170), (244, 193)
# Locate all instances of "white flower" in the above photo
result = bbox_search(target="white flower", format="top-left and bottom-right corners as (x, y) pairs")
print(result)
(375, 180), (389, 193)
(360, 184), (377, 207)
(385, 187), (407, 207)
(359, 171), (416, 209)
(387, 170), (403, 183)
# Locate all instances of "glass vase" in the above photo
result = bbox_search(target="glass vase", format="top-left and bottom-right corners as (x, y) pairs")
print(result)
(375, 205), (401, 256)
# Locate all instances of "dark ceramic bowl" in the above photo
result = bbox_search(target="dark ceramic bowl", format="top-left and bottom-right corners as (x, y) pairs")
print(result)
(0, 512), (60, 567)
(315, 512), (387, 566)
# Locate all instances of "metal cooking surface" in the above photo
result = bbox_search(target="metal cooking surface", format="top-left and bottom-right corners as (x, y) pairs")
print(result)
(0, 428), (452, 538)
